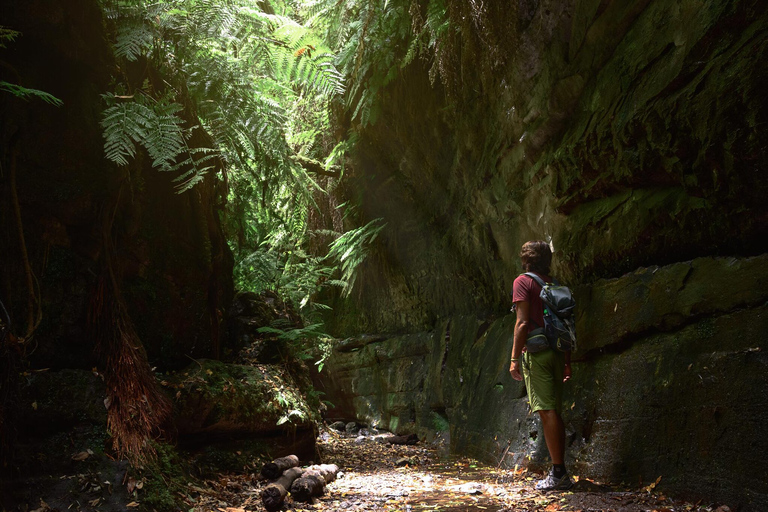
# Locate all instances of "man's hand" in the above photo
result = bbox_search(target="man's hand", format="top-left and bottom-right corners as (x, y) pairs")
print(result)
(563, 362), (572, 382)
(509, 360), (523, 381)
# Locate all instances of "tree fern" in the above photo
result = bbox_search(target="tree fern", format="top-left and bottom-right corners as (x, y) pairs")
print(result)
(100, 94), (186, 172)
(0, 27), (21, 48)
(0, 27), (63, 106)
(325, 218), (386, 297)
(99, 0), (393, 344)
(0, 82), (63, 106)
(113, 22), (153, 61)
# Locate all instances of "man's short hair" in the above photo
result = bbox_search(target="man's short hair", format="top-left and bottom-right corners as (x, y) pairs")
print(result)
(520, 240), (552, 274)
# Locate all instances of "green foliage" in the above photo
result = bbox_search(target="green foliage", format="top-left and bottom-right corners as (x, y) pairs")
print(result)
(325, 217), (386, 297)
(311, 0), (451, 128)
(0, 82), (63, 106)
(0, 26), (63, 107)
(138, 441), (186, 511)
(101, 94), (184, 169)
(257, 321), (336, 372)
(98, 1), (398, 375)
(100, 0), (346, 194)
(113, 22), (153, 61)
(0, 26), (21, 48)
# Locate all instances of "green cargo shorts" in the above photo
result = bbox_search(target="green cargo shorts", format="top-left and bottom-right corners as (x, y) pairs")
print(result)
(522, 348), (565, 413)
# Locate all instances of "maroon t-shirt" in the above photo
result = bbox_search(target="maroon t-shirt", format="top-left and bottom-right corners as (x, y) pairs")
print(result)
(512, 272), (551, 333)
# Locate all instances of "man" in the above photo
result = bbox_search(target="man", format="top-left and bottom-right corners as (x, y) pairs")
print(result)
(509, 240), (573, 491)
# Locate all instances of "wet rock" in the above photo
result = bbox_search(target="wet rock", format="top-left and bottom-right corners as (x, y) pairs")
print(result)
(345, 422), (360, 435)
(329, 421), (346, 432)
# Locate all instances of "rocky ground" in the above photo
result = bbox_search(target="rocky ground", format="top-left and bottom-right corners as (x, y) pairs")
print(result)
(183, 427), (733, 512)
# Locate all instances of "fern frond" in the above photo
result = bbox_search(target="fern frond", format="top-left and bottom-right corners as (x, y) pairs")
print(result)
(326, 218), (386, 297)
(114, 22), (154, 61)
(101, 98), (153, 166)
(100, 94), (188, 174)
(0, 27), (21, 48)
(0, 81), (63, 106)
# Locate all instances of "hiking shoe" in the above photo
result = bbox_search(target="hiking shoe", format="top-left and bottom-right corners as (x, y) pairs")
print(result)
(535, 471), (573, 491)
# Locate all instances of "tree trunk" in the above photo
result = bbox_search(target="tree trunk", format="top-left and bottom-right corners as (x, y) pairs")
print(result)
(8, 146), (38, 338)
(289, 464), (339, 502)
(88, 188), (172, 462)
(261, 454), (300, 480)
(260, 466), (303, 511)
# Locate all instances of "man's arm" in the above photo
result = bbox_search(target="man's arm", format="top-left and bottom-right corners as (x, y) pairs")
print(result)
(509, 301), (529, 381)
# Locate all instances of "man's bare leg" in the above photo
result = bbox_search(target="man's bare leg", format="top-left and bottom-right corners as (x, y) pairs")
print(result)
(537, 409), (565, 464)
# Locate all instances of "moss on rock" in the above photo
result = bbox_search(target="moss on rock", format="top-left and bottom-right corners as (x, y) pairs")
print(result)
(165, 359), (316, 435)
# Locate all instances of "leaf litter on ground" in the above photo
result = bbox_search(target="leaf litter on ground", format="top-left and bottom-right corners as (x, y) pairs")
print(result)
(178, 426), (732, 512)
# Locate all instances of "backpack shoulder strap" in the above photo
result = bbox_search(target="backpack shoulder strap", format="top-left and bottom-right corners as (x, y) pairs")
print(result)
(524, 272), (562, 287)
(524, 272), (547, 288)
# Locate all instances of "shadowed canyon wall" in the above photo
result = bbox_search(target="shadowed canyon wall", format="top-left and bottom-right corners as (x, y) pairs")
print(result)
(318, 0), (768, 509)
(0, 0), (233, 370)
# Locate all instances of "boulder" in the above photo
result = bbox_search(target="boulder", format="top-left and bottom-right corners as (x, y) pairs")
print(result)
(166, 359), (315, 437)
(165, 359), (318, 463)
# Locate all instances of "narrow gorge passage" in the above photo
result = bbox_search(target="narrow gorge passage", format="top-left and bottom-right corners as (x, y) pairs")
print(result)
(1, 0), (766, 510)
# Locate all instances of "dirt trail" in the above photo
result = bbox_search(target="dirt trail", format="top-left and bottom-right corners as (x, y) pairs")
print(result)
(189, 429), (730, 512)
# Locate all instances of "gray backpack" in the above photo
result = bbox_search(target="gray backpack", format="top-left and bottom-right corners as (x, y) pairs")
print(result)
(524, 273), (577, 352)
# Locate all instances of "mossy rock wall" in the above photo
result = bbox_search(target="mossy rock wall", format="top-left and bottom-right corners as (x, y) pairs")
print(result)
(320, 255), (768, 509)
(318, 0), (768, 510)
(318, 1), (768, 508)
(327, 0), (768, 336)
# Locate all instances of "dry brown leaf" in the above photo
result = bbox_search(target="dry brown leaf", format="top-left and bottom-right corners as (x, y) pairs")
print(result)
(126, 501), (140, 507)
(644, 475), (662, 492)
(30, 499), (51, 512)
(71, 451), (90, 461)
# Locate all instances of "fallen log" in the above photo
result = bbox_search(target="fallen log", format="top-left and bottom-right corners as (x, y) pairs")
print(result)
(289, 464), (339, 502)
(260, 467), (303, 511)
(385, 433), (418, 445)
(261, 454), (300, 480)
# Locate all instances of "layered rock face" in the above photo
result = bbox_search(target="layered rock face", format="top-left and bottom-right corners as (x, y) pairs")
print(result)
(327, 0), (768, 335)
(321, 256), (768, 508)
(319, 0), (768, 509)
